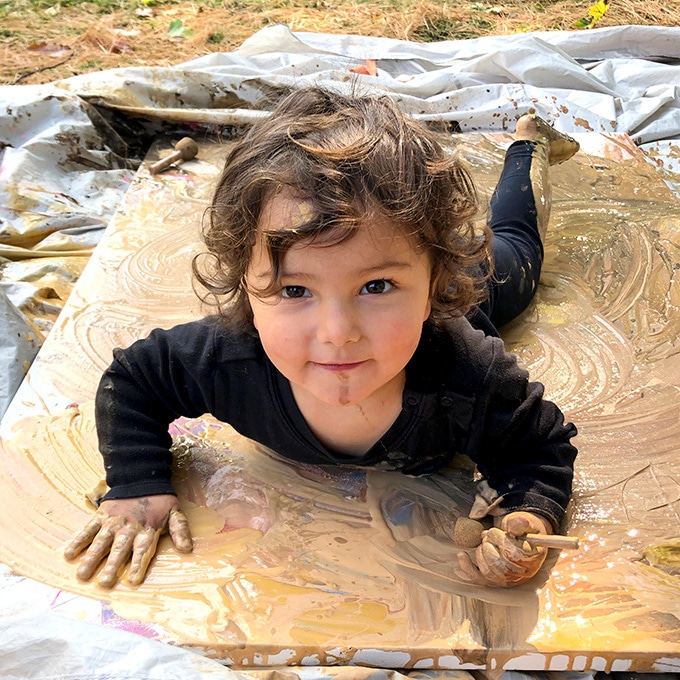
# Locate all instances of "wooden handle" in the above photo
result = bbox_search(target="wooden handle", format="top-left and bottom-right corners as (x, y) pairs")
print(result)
(523, 533), (580, 550)
(452, 517), (579, 550)
(149, 138), (198, 175)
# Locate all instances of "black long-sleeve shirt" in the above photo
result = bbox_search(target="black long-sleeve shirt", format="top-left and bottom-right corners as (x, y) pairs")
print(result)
(97, 314), (577, 531)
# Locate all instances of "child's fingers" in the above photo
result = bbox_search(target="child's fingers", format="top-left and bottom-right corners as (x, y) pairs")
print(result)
(477, 537), (525, 585)
(453, 550), (488, 585)
(486, 526), (541, 563)
(127, 527), (162, 585)
(75, 522), (118, 581)
(168, 508), (193, 553)
(65, 498), (189, 587)
(64, 513), (104, 560)
(97, 530), (137, 589)
(500, 513), (532, 538)
(500, 511), (549, 538)
(477, 527), (547, 586)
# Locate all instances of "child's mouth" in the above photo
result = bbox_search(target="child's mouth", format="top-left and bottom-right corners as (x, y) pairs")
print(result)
(314, 361), (366, 371)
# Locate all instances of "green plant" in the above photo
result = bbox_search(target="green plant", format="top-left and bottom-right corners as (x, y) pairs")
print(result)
(470, 17), (492, 30)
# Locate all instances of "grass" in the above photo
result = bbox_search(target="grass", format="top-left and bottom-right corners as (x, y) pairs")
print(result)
(412, 17), (480, 42)
(206, 30), (224, 43)
(1, 0), (679, 85)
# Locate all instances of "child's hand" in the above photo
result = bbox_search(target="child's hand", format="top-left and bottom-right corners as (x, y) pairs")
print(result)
(455, 511), (551, 587)
(64, 495), (192, 588)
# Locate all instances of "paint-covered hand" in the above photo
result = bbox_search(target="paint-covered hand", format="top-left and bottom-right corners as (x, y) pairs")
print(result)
(64, 495), (193, 588)
(455, 511), (551, 587)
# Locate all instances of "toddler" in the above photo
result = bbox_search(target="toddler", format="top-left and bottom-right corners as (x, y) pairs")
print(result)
(65, 86), (579, 590)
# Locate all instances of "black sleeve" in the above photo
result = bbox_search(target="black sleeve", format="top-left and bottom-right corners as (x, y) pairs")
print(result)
(96, 321), (222, 500)
(453, 322), (577, 531)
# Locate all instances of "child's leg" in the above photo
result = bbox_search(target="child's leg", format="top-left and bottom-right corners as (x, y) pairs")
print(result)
(480, 116), (579, 329)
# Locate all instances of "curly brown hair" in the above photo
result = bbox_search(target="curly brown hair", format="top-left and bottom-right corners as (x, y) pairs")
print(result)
(193, 86), (491, 332)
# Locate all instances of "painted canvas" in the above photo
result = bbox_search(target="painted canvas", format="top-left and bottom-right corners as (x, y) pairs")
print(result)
(1, 132), (680, 672)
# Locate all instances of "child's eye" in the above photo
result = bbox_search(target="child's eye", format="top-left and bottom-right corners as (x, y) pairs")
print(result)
(281, 285), (310, 299)
(361, 279), (393, 295)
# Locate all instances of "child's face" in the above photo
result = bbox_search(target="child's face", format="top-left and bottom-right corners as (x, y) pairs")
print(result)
(246, 192), (432, 410)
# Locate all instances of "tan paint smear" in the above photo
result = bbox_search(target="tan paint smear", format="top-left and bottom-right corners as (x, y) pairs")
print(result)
(2, 134), (680, 670)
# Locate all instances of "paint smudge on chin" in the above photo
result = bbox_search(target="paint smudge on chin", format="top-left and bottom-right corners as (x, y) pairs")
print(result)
(337, 372), (350, 405)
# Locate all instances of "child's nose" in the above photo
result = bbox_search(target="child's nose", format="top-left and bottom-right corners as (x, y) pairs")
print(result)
(316, 302), (361, 346)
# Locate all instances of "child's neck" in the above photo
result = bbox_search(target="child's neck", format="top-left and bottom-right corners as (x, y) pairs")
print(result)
(291, 374), (405, 457)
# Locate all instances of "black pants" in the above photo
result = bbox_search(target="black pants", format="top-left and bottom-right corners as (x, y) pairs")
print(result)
(478, 140), (544, 330)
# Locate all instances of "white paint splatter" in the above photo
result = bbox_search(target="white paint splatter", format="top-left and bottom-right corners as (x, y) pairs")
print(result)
(351, 650), (412, 667)
(501, 653), (547, 671)
(267, 649), (296, 665)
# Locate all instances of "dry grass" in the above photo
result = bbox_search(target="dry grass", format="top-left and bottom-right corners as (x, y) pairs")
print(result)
(1, 0), (679, 85)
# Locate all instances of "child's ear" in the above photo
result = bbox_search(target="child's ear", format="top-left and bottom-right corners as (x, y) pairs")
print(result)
(425, 274), (439, 319)
(419, 284), (433, 322)
(242, 279), (259, 331)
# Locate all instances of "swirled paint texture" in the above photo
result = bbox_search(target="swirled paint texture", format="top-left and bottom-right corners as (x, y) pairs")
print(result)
(1, 135), (680, 671)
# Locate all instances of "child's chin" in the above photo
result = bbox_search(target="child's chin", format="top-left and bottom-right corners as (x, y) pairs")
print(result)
(316, 390), (362, 407)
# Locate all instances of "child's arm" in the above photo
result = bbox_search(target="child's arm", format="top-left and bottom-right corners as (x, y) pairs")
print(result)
(64, 495), (192, 588)
(65, 320), (225, 587)
(461, 328), (576, 534)
(440, 318), (577, 586)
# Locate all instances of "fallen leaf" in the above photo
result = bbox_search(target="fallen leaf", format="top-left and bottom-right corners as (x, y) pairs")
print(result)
(349, 58), (377, 76)
(92, 36), (132, 54)
(27, 42), (71, 58)
(110, 41), (132, 54)
(135, 7), (154, 17)
(168, 18), (193, 39)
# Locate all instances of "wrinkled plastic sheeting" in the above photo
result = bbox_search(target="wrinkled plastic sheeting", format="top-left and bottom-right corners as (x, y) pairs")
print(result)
(53, 24), (680, 144)
(1, 87), (134, 256)
(0, 85), (135, 419)
(4, 25), (680, 174)
(0, 290), (40, 417)
(0, 614), (260, 679)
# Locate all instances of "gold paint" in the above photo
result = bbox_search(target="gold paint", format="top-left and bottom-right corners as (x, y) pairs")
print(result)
(292, 601), (398, 644)
(642, 540), (680, 575)
(286, 199), (316, 230)
(2, 135), (680, 670)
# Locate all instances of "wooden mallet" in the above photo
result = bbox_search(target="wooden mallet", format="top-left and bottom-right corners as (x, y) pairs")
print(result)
(149, 137), (199, 175)
(453, 516), (579, 550)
